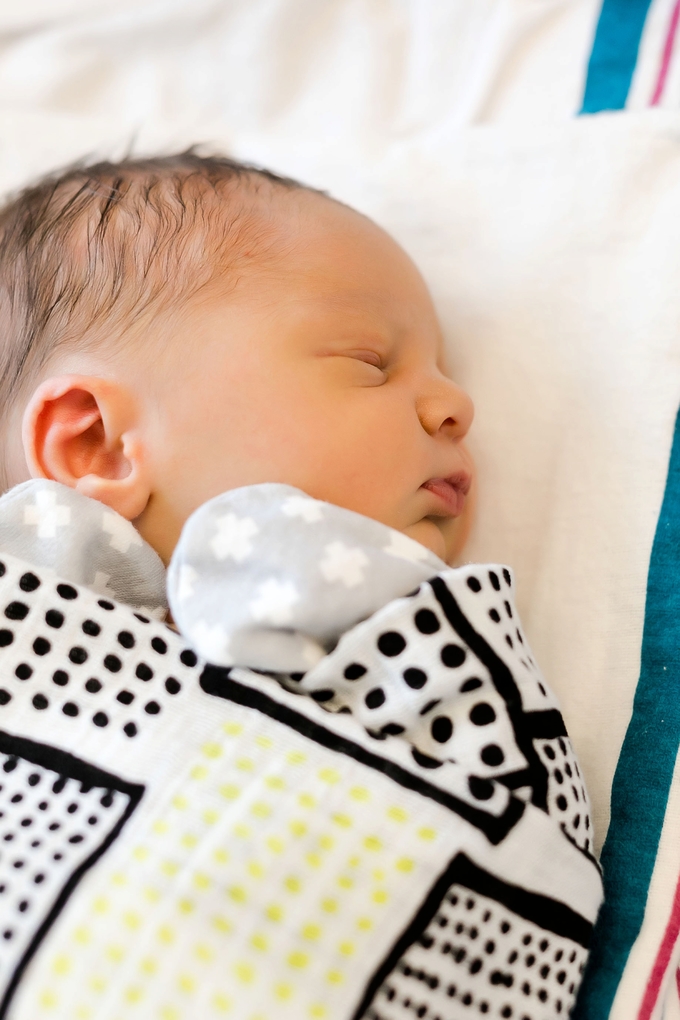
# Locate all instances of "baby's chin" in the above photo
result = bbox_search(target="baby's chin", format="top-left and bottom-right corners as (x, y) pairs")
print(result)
(402, 517), (461, 565)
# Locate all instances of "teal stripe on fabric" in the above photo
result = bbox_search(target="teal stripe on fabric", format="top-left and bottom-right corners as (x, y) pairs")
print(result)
(580, 0), (654, 113)
(574, 405), (680, 1020)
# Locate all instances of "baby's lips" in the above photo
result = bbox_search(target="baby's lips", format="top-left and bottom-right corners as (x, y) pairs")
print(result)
(421, 474), (470, 516)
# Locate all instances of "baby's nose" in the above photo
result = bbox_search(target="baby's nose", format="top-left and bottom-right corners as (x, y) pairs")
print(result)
(418, 378), (474, 440)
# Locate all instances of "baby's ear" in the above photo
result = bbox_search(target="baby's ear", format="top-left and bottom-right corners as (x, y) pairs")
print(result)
(22, 375), (152, 521)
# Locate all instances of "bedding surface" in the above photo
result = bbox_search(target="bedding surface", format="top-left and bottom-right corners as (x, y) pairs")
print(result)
(0, 1), (679, 1017)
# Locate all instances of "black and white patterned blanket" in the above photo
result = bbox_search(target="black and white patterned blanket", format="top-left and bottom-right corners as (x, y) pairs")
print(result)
(0, 481), (602, 1020)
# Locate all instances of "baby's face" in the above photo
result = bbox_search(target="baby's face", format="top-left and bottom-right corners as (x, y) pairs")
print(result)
(136, 191), (474, 564)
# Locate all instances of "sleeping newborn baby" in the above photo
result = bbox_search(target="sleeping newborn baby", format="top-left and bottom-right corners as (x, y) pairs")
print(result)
(0, 153), (602, 1020)
(0, 151), (478, 672)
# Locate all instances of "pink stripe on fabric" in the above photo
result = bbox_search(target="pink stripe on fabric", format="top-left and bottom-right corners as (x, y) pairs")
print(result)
(637, 870), (680, 1019)
(651, 0), (680, 105)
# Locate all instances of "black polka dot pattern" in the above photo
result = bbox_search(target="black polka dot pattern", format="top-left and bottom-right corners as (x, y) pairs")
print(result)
(537, 739), (593, 853)
(441, 644), (466, 668)
(470, 703), (496, 726)
(0, 737), (142, 999)
(414, 609), (440, 635)
(365, 688), (386, 709)
(18, 573), (39, 593)
(286, 561), (597, 852)
(0, 556), (199, 740)
(290, 564), (571, 827)
(468, 776), (494, 801)
(378, 632), (407, 657)
(5, 602), (29, 621)
(364, 880), (587, 1020)
(453, 566), (545, 704)
(0, 550), (595, 1017)
(403, 668), (428, 690)
(431, 717), (453, 743)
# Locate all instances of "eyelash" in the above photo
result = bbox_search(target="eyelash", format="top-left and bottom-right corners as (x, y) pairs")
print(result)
(348, 350), (385, 370)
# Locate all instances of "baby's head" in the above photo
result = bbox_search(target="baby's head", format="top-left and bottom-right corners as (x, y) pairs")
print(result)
(0, 152), (474, 565)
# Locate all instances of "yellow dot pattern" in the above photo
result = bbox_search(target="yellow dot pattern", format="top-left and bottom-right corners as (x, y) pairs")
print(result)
(19, 701), (449, 1020)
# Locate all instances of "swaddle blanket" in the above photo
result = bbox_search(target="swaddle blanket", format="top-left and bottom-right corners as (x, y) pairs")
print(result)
(0, 480), (167, 619)
(167, 483), (448, 674)
(0, 480), (602, 1020)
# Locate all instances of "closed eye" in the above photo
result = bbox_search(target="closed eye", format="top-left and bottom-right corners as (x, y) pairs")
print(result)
(345, 349), (385, 370)
(320, 347), (388, 385)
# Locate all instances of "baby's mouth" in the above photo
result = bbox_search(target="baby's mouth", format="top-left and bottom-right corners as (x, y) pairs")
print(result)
(421, 474), (471, 517)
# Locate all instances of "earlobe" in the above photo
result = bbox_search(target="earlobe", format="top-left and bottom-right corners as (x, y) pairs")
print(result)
(22, 375), (151, 521)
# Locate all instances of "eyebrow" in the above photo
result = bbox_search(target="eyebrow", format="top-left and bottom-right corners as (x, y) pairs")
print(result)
(291, 285), (398, 314)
